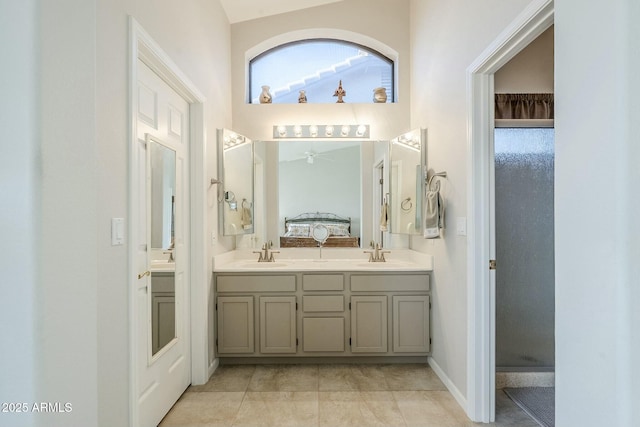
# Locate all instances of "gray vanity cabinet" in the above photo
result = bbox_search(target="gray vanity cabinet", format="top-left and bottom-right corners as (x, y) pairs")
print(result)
(214, 271), (430, 358)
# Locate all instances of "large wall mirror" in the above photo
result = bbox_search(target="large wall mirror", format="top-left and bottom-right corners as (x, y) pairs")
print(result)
(217, 129), (254, 236)
(277, 140), (364, 247)
(148, 136), (177, 356)
(388, 128), (426, 235)
(216, 128), (427, 249)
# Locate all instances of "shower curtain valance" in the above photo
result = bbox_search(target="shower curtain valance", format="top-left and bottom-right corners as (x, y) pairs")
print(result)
(495, 93), (554, 120)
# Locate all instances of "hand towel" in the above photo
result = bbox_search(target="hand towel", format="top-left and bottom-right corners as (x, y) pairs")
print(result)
(379, 202), (389, 232)
(241, 206), (252, 230)
(424, 188), (444, 238)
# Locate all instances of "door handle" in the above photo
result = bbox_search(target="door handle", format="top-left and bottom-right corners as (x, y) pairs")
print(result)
(138, 270), (151, 279)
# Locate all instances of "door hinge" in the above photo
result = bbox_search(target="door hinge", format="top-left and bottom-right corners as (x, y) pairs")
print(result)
(215, 338), (218, 347)
(429, 338), (432, 344)
(215, 303), (218, 310)
(296, 338), (299, 346)
(379, 178), (384, 184)
(349, 302), (351, 310)
(296, 302), (298, 311)
(349, 337), (352, 346)
(489, 259), (497, 270)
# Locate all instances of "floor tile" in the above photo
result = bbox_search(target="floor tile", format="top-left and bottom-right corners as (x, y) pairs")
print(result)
(248, 364), (319, 392)
(319, 391), (406, 427)
(318, 364), (389, 391)
(394, 391), (474, 427)
(159, 392), (244, 427)
(232, 391), (318, 427)
(189, 365), (256, 392)
(381, 364), (447, 391)
(488, 390), (541, 427)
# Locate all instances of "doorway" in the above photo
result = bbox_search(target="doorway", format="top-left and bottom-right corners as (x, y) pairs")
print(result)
(466, 0), (554, 422)
(129, 18), (208, 427)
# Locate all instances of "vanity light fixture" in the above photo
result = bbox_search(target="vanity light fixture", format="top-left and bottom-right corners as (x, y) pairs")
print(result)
(272, 124), (370, 139)
(223, 132), (249, 150)
(392, 131), (421, 152)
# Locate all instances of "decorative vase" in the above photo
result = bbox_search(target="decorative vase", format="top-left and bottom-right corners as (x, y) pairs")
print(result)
(373, 87), (388, 103)
(259, 85), (272, 104)
(298, 90), (307, 103)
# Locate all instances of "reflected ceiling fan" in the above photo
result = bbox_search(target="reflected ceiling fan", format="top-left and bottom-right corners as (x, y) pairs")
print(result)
(303, 150), (335, 164)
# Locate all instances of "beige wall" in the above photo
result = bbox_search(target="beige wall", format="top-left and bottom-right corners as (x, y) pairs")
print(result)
(409, 0), (534, 400)
(229, 0), (412, 142)
(495, 25), (554, 93)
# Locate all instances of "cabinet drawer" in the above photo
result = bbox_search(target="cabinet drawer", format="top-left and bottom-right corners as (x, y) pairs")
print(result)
(351, 274), (429, 292)
(216, 275), (296, 292)
(303, 295), (344, 312)
(303, 274), (344, 291)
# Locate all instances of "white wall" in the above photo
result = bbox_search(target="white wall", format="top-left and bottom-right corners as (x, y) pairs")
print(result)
(555, 0), (640, 424)
(229, 0), (412, 141)
(408, 0), (533, 399)
(0, 2), (40, 427)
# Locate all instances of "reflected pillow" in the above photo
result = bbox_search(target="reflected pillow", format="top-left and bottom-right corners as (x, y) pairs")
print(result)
(324, 223), (350, 236)
(285, 223), (310, 237)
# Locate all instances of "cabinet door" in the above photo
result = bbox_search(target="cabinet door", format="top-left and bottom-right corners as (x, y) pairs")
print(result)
(152, 294), (175, 354)
(217, 296), (254, 354)
(393, 295), (430, 353)
(351, 296), (387, 353)
(259, 296), (297, 354)
(303, 318), (345, 352)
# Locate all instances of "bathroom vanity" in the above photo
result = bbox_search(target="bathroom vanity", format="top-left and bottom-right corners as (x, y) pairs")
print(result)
(213, 249), (433, 359)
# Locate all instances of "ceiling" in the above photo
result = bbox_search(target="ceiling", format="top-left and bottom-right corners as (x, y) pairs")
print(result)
(219, 0), (343, 24)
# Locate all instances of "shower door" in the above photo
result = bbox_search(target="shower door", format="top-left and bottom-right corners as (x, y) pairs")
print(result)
(494, 127), (555, 370)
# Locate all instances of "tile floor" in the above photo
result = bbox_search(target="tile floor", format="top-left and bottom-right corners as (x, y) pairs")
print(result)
(159, 364), (540, 427)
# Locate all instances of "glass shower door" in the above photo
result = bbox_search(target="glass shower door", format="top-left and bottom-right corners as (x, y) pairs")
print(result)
(494, 127), (555, 369)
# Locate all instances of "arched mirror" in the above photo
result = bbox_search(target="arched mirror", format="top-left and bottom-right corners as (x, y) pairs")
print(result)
(148, 135), (177, 356)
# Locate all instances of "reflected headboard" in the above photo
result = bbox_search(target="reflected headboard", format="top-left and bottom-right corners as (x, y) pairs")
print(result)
(280, 212), (359, 248)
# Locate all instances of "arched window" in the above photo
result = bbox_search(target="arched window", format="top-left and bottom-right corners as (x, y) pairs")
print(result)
(249, 39), (394, 104)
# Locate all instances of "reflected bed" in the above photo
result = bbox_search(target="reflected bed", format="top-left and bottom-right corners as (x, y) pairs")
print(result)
(280, 212), (360, 248)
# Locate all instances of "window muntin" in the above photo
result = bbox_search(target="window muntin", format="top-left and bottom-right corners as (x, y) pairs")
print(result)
(249, 39), (394, 104)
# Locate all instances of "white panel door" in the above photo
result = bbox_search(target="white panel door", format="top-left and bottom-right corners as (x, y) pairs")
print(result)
(134, 59), (190, 427)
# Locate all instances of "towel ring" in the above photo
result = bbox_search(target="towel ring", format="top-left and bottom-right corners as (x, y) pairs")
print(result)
(401, 197), (412, 211)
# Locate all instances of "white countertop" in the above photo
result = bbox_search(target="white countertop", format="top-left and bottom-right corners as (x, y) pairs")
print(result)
(213, 248), (433, 273)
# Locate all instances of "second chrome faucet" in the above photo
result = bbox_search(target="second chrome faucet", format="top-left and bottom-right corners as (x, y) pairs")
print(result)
(364, 242), (390, 262)
(253, 241), (279, 262)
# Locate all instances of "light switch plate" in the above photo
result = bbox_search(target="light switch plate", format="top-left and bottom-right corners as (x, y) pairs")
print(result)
(456, 217), (467, 236)
(111, 218), (124, 245)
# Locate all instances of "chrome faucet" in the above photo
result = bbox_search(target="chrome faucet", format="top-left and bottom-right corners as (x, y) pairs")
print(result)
(253, 241), (279, 262)
(364, 242), (390, 262)
(163, 241), (175, 262)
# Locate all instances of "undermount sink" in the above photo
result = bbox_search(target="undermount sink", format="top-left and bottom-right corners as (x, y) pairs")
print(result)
(238, 262), (290, 268)
(356, 262), (409, 268)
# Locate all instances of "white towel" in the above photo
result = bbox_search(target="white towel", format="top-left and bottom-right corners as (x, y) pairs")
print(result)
(379, 202), (389, 232)
(424, 188), (444, 238)
(241, 206), (252, 230)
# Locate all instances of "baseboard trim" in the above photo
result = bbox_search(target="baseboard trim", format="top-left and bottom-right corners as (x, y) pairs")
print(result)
(428, 356), (467, 412)
(207, 357), (220, 380)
